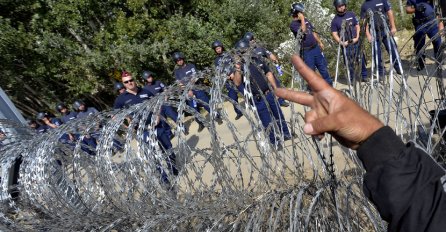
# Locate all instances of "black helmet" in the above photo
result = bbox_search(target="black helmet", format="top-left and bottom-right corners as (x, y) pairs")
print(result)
(172, 52), (185, 62)
(141, 70), (153, 80)
(212, 40), (224, 49)
(36, 112), (47, 121)
(72, 100), (85, 111)
(56, 102), (67, 112)
(290, 2), (305, 15)
(235, 39), (250, 51)
(333, 0), (347, 7)
(114, 82), (125, 91)
(243, 32), (254, 42)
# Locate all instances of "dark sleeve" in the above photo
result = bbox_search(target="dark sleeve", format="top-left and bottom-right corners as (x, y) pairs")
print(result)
(330, 19), (338, 33)
(360, 5), (366, 18)
(357, 126), (446, 232)
(290, 21), (298, 37)
(259, 60), (271, 74)
(384, 0), (391, 11)
(351, 12), (359, 26)
(113, 97), (123, 109)
(52, 118), (63, 126)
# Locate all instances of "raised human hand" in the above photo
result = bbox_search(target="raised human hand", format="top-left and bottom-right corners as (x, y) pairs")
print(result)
(275, 55), (383, 149)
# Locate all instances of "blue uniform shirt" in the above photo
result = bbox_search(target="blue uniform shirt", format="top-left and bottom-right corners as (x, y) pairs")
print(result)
(60, 111), (78, 124)
(77, 107), (99, 119)
(290, 19), (318, 48)
(406, 0), (435, 19)
(331, 11), (359, 41)
(36, 118), (62, 134)
(174, 63), (197, 84)
(214, 52), (235, 76)
(253, 47), (273, 59)
(143, 80), (165, 95)
(245, 57), (272, 96)
(360, 0), (392, 18)
(113, 87), (154, 109)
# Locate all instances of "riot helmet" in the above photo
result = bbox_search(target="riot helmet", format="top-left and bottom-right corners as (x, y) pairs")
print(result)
(212, 40), (224, 49)
(114, 82), (125, 91)
(56, 102), (67, 113)
(73, 100), (85, 112)
(36, 112), (47, 121)
(141, 70), (153, 80)
(333, 0), (347, 7)
(172, 52), (185, 62)
(243, 32), (255, 42)
(235, 39), (250, 52)
(290, 2), (305, 15)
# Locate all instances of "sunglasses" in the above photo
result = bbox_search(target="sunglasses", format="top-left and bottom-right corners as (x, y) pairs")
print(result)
(123, 79), (134, 84)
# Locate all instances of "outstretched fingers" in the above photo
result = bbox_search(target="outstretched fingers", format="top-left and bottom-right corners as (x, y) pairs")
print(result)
(291, 55), (330, 92)
(275, 88), (313, 106)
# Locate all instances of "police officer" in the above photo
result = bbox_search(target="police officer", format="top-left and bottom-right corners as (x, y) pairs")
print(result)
(233, 39), (291, 146)
(73, 100), (99, 119)
(36, 112), (62, 133)
(212, 40), (243, 120)
(331, 0), (368, 82)
(243, 32), (290, 107)
(289, 3), (333, 86)
(173, 51), (223, 132)
(406, 0), (443, 71)
(114, 82), (126, 95)
(141, 70), (185, 133)
(114, 71), (178, 177)
(56, 102), (78, 124)
(360, 0), (402, 77)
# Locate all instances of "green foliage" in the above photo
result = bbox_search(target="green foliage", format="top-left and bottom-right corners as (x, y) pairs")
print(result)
(0, 0), (418, 118)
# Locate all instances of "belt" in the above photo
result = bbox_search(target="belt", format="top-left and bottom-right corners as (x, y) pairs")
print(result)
(302, 43), (317, 51)
(413, 15), (435, 25)
(253, 90), (270, 101)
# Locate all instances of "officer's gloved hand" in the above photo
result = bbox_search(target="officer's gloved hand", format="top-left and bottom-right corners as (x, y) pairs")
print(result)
(416, 3), (426, 13)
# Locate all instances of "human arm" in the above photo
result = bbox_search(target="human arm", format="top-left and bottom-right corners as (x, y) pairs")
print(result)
(353, 24), (360, 44)
(42, 118), (60, 129)
(331, 31), (349, 47)
(313, 32), (324, 50)
(233, 63), (243, 87)
(268, 53), (279, 64)
(276, 55), (446, 231)
(266, 72), (277, 89)
(275, 55), (383, 149)
(365, 22), (372, 43)
(387, 9), (397, 36)
(299, 13), (306, 32)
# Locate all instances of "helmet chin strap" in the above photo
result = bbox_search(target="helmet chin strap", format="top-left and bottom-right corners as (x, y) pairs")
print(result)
(336, 9), (346, 15)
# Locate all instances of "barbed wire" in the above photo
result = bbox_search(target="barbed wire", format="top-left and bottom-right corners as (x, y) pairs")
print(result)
(0, 13), (445, 231)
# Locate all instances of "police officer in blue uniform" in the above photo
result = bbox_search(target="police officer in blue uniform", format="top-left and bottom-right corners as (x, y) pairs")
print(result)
(173, 52), (223, 132)
(56, 102), (78, 124)
(243, 32), (290, 107)
(36, 112), (63, 134)
(361, 0), (402, 77)
(289, 3), (333, 86)
(141, 70), (182, 126)
(212, 40), (244, 120)
(331, 0), (368, 82)
(114, 82), (126, 95)
(73, 100), (99, 119)
(114, 71), (178, 178)
(233, 39), (291, 146)
(406, 0), (443, 71)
